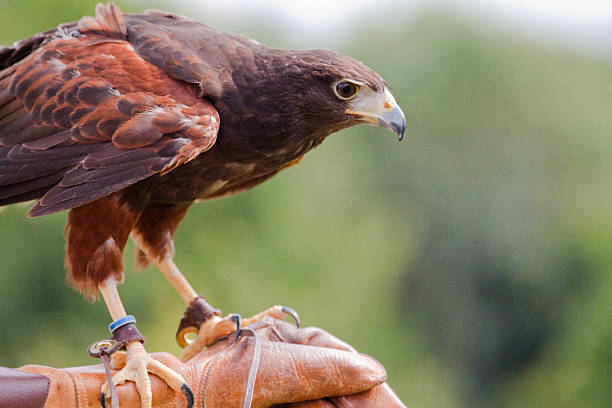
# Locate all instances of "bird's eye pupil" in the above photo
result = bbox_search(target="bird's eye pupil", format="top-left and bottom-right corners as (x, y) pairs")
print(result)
(335, 82), (358, 99)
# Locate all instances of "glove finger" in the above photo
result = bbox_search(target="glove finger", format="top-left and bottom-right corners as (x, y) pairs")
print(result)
(286, 400), (336, 408)
(203, 338), (386, 407)
(330, 383), (406, 408)
(271, 321), (357, 353)
(269, 323), (405, 408)
(285, 383), (406, 408)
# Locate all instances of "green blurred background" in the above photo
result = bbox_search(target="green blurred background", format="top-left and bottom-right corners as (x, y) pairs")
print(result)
(1, 0), (612, 406)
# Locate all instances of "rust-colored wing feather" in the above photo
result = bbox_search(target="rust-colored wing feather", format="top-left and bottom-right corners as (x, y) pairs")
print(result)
(0, 4), (219, 216)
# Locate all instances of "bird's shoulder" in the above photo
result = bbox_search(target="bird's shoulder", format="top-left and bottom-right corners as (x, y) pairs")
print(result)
(123, 9), (268, 99)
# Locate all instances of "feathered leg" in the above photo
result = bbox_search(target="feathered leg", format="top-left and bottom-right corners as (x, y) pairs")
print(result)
(65, 194), (188, 407)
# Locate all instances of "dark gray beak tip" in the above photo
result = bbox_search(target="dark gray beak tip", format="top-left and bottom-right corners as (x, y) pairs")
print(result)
(380, 106), (406, 142)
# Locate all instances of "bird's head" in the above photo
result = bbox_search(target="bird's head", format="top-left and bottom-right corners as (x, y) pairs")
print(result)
(216, 48), (405, 149)
(333, 77), (406, 141)
(276, 49), (405, 142)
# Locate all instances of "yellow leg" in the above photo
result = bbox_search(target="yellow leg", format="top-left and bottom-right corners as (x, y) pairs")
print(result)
(98, 278), (186, 408)
(99, 278), (127, 320)
(154, 257), (299, 361)
(157, 257), (197, 305)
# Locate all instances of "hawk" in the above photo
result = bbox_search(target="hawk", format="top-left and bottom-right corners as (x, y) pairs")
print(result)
(0, 3), (405, 406)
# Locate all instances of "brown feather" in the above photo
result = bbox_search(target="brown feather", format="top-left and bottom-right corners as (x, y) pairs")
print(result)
(64, 193), (137, 299)
(132, 202), (192, 268)
(0, 2), (392, 299)
(0, 18), (219, 216)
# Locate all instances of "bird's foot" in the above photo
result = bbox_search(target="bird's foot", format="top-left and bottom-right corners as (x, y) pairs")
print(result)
(179, 305), (300, 361)
(101, 341), (192, 408)
(240, 305), (301, 329)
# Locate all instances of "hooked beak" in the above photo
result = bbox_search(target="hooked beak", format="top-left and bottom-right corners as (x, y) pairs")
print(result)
(346, 88), (406, 141)
(379, 106), (406, 141)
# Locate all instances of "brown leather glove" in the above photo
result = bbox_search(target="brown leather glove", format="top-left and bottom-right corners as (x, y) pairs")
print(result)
(4, 319), (405, 408)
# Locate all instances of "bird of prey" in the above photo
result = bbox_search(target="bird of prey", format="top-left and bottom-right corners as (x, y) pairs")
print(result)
(0, 3), (405, 407)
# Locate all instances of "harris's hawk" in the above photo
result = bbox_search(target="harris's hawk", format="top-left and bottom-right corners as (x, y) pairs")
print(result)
(0, 3), (405, 407)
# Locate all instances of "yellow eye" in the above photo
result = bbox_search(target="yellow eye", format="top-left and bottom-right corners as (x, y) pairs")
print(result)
(334, 81), (359, 100)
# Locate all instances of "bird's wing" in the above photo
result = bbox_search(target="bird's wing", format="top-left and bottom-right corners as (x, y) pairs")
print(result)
(0, 4), (219, 217)
(122, 9), (262, 99)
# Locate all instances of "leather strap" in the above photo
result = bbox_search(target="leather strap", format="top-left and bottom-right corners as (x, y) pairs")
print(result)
(88, 323), (146, 358)
(111, 322), (146, 350)
(200, 323), (266, 408)
(238, 328), (263, 408)
(0, 367), (49, 408)
(88, 322), (146, 408)
(100, 353), (119, 408)
(176, 296), (221, 347)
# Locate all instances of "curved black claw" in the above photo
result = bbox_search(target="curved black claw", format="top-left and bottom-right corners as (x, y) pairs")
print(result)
(100, 382), (192, 408)
(231, 313), (242, 343)
(182, 383), (194, 408)
(281, 306), (301, 328)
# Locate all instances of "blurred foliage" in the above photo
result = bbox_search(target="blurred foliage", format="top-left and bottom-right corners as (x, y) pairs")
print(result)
(1, 1), (612, 407)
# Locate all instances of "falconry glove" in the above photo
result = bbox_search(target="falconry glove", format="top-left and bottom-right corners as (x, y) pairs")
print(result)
(2, 320), (406, 408)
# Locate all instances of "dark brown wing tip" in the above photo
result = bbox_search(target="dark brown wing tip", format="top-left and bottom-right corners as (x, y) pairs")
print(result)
(27, 202), (44, 218)
(28, 193), (64, 217)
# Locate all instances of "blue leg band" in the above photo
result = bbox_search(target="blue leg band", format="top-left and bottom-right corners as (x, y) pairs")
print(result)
(109, 315), (136, 333)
